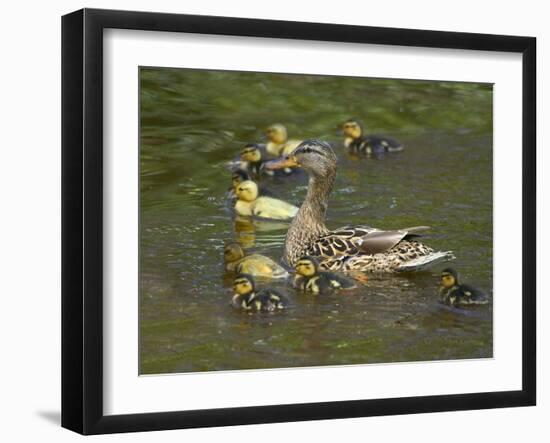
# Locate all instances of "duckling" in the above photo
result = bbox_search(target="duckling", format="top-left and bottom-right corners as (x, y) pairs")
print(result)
(266, 124), (303, 157)
(240, 143), (296, 177)
(240, 143), (268, 178)
(439, 268), (489, 307)
(293, 256), (357, 294)
(342, 119), (403, 154)
(231, 274), (289, 312)
(228, 169), (275, 200)
(224, 242), (289, 279)
(235, 180), (299, 221)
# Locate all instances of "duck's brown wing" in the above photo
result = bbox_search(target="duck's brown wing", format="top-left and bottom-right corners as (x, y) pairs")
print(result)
(356, 226), (431, 255)
(310, 226), (429, 259)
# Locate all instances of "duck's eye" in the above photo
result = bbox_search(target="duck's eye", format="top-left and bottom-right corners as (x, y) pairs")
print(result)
(302, 147), (312, 153)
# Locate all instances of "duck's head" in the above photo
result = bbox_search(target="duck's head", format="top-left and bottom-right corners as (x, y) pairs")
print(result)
(240, 144), (262, 163)
(231, 169), (250, 189)
(224, 242), (245, 263)
(266, 124), (288, 144)
(342, 119), (363, 139)
(235, 180), (259, 202)
(265, 140), (337, 178)
(233, 274), (255, 295)
(441, 268), (458, 288)
(295, 256), (319, 277)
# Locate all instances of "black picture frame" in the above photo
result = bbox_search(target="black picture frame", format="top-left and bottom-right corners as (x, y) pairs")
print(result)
(62, 8), (536, 435)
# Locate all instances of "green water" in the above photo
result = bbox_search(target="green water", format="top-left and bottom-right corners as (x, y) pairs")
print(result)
(139, 67), (493, 374)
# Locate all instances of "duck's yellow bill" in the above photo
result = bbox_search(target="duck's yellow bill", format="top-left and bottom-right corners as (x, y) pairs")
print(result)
(265, 155), (299, 170)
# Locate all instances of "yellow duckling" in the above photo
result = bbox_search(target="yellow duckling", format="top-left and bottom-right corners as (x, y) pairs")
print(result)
(439, 268), (489, 307)
(234, 180), (299, 221)
(228, 169), (275, 201)
(342, 119), (403, 154)
(231, 274), (289, 312)
(293, 256), (357, 294)
(224, 242), (289, 279)
(239, 144), (267, 178)
(266, 124), (303, 157)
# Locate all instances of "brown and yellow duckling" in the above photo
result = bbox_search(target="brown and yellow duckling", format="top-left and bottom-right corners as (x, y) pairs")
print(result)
(342, 119), (403, 155)
(293, 256), (357, 294)
(234, 180), (298, 221)
(439, 268), (489, 307)
(228, 169), (275, 201)
(224, 242), (289, 279)
(240, 142), (297, 177)
(231, 274), (289, 312)
(266, 123), (303, 157)
(239, 143), (269, 178)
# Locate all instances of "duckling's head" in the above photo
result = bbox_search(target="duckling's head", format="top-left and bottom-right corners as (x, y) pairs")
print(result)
(231, 169), (250, 189)
(240, 144), (262, 163)
(233, 274), (255, 295)
(342, 119), (363, 139)
(224, 242), (245, 263)
(235, 180), (259, 202)
(266, 140), (337, 179)
(295, 256), (319, 277)
(266, 124), (288, 144)
(441, 268), (458, 288)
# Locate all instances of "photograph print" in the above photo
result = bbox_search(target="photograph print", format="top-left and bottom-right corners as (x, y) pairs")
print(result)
(139, 67), (493, 375)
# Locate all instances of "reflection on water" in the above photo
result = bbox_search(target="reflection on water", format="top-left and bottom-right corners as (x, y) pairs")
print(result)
(139, 68), (493, 374)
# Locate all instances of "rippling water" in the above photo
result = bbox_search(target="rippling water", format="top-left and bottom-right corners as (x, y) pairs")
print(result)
(139, 68), (493, 374)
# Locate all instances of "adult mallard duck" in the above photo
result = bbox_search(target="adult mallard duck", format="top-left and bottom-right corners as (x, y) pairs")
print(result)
(234, 180), (299, 221)
(266, 140), (454, 272)
(439, 268), (489, 307)
(266, 124), (303, 157)
(231, 274), (289, 312)
(342, 119), (403, 154)
(224, 242), (289, 279)
(293, 256), (357, 294)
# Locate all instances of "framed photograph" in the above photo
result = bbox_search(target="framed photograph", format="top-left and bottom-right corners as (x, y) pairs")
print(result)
(62, 8), (536, 435)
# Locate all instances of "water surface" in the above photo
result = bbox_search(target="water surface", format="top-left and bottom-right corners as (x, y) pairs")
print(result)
(139, 68), (493, 374)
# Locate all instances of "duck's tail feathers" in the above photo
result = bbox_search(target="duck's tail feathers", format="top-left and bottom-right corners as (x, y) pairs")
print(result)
(272, 269), (290, 279)
(397, 250), (455, 272)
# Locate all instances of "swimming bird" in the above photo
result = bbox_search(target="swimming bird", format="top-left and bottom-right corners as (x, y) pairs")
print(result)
(234, 180), (299, 221)
(228, 169), (275, 200)
(239, 143), (269, 178)
(439, 268), (489, 307)
(240, 143), (296, 177)
(231, 274), (289, 312)
(265, 140), (454, 272)
(266, 124), (303, 157)
(342, 119), (403, 154)
(224, 242), (289, 279)
(293, 256), (357, 294)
